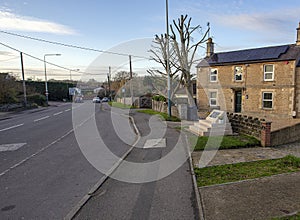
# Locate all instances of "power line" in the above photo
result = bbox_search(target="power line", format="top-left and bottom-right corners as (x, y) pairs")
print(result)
(0, 41), (161, 80)
(0, 41), (101, 77)
(0, 30), (150, 59)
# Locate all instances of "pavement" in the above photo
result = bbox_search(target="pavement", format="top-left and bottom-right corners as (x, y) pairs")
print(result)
(72, 110), (200, 220)
(193, 143), (300, 220)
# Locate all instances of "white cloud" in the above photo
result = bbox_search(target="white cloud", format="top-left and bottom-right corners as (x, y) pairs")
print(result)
(0, 10), (76, 35)
(213, 7), (300, 35)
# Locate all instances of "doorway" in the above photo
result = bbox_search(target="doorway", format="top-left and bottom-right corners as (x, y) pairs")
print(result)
(234, 90), (242, 113)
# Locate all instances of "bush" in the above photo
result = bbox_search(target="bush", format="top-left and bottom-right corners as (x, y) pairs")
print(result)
(27, 93), (46, 106)
(152, 95), (167, 102)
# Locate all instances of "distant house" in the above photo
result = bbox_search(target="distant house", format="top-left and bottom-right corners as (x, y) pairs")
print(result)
(196, 22), (300, 119)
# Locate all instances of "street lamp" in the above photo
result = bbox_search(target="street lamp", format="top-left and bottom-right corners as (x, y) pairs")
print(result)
(166, 0), (171, 117)
(69, 68), (80, 81)
(44, 53), (61, 106)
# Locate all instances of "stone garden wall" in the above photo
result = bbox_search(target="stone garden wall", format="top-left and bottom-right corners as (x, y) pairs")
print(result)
(227, 113), (271, 147)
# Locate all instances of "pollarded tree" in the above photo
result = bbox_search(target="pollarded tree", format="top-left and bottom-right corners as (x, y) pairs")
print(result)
(170, 14), (209, 107)
(148, 34), (182, 99)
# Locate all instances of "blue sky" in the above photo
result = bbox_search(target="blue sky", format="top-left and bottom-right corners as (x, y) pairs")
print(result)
(0, 0), (299, 81)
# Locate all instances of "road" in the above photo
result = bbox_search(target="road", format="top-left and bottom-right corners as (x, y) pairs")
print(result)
(0, 102), (197, 220)
(0, 102), (136, 219)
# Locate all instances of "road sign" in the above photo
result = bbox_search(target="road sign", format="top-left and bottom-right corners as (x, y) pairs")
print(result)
(69, 88), (76, 95)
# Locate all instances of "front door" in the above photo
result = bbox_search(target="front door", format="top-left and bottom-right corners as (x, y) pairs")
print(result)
(234, 91), (242, 113)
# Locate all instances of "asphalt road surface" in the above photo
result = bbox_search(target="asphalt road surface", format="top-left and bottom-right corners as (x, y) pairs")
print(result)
(0, 102), (135, 219)
(0, 102), (197, 220)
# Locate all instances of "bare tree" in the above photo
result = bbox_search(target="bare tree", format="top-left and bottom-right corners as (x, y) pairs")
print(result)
(148, 34), (182, 98)
(170, 14), (209, 107)
(148, 15), (209, 109)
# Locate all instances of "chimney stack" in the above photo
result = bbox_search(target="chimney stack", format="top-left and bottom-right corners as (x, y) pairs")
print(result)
(206, 37), (214, 57)
(297, 22), (300, 46)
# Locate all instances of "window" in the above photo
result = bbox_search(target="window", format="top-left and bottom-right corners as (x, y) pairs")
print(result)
(209, 91), (217, 106)
(210, 69), (218, 82)
(264, 64), (274, 81)
(234, 66), (243, 81)
(262, 92), (273, 109)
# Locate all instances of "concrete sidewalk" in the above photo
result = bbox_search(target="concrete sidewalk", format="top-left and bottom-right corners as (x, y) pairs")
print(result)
(72, 110), (200, 220)
(200, 172), (300, 220)
(193, 143), (300, 220)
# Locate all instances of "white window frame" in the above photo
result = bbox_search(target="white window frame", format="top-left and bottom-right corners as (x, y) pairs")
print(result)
(210, 69), (218, 82)
(209, 91), (217, 106)
(262, 92), (273, 109)
(234, 66), (243, 81)
(263, 64), (274, 81)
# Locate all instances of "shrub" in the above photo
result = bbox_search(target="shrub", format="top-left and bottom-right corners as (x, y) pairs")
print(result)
(27, 93), (46, 106)
(152, 95), (167, 102)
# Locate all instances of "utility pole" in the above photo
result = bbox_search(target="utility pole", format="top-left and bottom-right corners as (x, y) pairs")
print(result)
(129, 55), (133, 106)
(108, 66), (111, 101)
(20, 52), (27, 107)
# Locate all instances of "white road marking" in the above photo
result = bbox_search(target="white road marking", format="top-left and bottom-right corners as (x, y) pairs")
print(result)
(65, 109), (71, 112)
(0, 143), (26, 152)
(34, 116), (50, 122)
(0, 112), (95, 178)
(143, 138), (166, 149)
(0, 129), (73, 177)
(53, 111), (63, 116)
(0, 123), (24, 132)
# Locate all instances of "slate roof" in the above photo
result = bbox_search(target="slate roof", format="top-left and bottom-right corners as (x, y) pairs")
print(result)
(197, 44), (300, 67)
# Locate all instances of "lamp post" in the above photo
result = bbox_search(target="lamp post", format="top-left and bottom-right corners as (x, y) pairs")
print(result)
(166, 0), (171, 117)
(69, 68), (79, 81)
(44, 53), (61, 106)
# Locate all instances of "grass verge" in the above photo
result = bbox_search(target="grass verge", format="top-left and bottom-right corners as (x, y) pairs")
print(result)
(272, 213), (300, 220)
(191, 134), (260, 151)
(137, 109), (181, 122)
(108, 101), (132, 109)
(194, 155), (300, 187)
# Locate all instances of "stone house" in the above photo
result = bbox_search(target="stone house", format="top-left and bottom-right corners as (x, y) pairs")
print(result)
(196, 23), (300, 119)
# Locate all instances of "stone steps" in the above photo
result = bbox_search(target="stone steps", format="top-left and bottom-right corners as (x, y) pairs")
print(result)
(189, 121), (233, 136)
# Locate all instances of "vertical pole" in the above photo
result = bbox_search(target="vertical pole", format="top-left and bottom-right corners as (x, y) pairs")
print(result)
(44, 55), (49, 106)
(108, 66), (111, 101)
(129, 55), (134, 106)
(166, 0), (171, 117)
(20, 52), (27, 107)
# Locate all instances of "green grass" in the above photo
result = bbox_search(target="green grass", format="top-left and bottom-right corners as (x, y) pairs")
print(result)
(137, 109), (181, 122)
(272, 213), (300, 220)
(108, 101), (132, 109)
(194, 155), (300, 187)
(192, 134), (260, 151)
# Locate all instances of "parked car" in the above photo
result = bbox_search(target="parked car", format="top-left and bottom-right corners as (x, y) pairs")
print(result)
(74, 96), (83, 103)
(92, 97), (101, 103)
(102, 97), (109, 102)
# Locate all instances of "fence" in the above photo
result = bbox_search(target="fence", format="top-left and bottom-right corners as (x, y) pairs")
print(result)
(152, 100), (179, 118)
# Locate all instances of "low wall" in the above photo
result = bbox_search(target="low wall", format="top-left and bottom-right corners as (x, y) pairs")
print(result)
(227, 113), (271, 147)
(116, 97), (152, 108)
(152, 100), (179, 118)
(271, 123), (300, 146)
(227, 113), (263, 139)
(116, 97), (139, 106)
